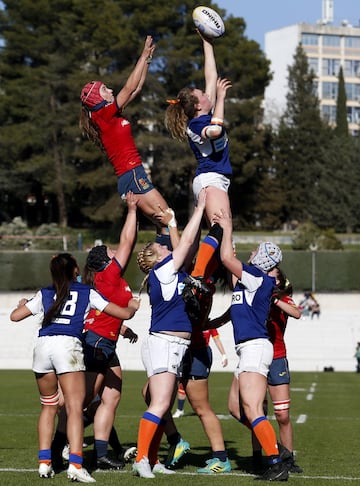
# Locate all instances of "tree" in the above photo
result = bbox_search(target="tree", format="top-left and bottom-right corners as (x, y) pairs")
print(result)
(335, 66), (348, 137)
(274, 44), (332, 226)
(0, 0), (272, 230)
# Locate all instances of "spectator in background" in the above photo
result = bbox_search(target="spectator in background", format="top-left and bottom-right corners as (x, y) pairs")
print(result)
(299, 291), (320, 319)
(355, 342), (360, 373)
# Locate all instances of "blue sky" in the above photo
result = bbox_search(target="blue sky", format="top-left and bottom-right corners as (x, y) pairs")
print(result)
(215, 0), (360, 48)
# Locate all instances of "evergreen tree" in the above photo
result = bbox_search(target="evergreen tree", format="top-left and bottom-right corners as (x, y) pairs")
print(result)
(274, 44), (332, 226)
(0, 0), (272, 229)
(335, 66), (349, 137)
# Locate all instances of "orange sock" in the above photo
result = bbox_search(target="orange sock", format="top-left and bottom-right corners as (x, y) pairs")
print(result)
(252, 416), (279, 457)
(192, 240), (218, 277)
(136, 413), (161, 462)
(148, 421), (165, 465)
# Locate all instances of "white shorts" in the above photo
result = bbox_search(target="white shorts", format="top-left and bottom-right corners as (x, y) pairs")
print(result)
(32, 335), (86, 374)
(193, 172), (230, 202)
(234, 338), (273, 378)
(141, 332), (190, 378)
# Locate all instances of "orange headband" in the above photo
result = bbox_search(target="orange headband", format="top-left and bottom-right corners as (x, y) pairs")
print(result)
(166, 99), (180, 105)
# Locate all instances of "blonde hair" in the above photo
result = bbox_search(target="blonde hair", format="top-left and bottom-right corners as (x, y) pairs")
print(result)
(137, 242), (159, 296)
(165, 87), (199, 142)
(137, 242), (158, 274)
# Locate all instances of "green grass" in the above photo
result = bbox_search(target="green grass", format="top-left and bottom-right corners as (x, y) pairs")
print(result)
(0, 370), (359, 485)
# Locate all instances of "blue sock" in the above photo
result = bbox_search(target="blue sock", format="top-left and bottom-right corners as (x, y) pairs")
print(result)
(95, 439), (108, 459)
(213, 450), (227, 462)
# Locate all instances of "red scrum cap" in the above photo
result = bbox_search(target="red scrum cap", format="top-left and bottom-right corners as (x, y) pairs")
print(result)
(80, 80), (104, 109)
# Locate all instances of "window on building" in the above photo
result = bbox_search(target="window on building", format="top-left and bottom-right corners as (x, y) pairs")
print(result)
(322, 82), (338, 99)
(308, 57), (319, 75)
(302, 33), (319, 45)
(322, 58), (340, 76)
(322, 35), (340, 47)
(346, 106), (360, 124)
(344, 59), (360, 77)
(345, 36), (360, 49)
(321, 105), (336, 123)
(345, 83), (360, 101)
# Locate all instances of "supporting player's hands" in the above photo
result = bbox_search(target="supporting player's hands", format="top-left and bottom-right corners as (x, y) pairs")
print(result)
(212, 208), (231, 231)
(155, 207), (177, 228)
(196, 188), (207, 212)
(125, 191), (139, 212)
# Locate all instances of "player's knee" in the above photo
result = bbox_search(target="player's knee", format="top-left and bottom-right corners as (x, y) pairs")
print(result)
(273, 399), (290, 425)
(40, 389), (60, 406)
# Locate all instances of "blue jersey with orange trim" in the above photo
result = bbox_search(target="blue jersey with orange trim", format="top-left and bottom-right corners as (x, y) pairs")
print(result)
(230, 263), (276, 344)
(187, 113), (232, 177)
(148, 254), (192, 334)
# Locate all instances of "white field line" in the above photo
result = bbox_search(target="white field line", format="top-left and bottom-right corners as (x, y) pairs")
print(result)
(0, 468), (360, 481)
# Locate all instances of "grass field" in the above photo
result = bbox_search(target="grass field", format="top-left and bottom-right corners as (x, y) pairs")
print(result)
(0, 370), (359, 485)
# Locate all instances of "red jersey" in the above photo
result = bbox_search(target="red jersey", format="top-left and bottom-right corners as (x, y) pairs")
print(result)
(91, 101), (143, 177)
(84, 258), (133, 341)
(267, 295), (297, 359)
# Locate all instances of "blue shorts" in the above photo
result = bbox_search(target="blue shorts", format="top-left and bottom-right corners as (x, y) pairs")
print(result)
(267, 357), (290, 385)
(181, 346), (213, 380)
(83, 330), (120, 373)
(117, 165), (154, 197)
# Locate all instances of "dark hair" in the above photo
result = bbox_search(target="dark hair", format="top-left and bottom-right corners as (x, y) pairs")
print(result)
(83, 245), (111, 286)
(273, 267), (293, 298)
(43, 253), (79, 326)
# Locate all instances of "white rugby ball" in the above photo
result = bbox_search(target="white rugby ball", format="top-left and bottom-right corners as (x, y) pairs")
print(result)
(192, 6), (225, 38)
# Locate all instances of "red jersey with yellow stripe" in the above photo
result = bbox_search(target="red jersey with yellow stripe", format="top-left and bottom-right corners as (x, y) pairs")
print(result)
(267, 295), (297, 359)
(84, 258), (133, 341)
(91, 101), (143, 176)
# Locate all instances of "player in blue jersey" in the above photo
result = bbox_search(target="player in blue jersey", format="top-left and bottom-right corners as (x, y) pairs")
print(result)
(165, 31), (232, 307)
(132, 189), (206, 479)
(10, 253), (139, 483)
(209, 209), (289, 482)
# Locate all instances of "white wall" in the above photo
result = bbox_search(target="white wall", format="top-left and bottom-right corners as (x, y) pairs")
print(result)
(1, 292), (359, 372)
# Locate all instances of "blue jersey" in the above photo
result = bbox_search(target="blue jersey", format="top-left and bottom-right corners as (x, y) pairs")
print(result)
(148, 254), (192, 334)
(187, 113), (232, 177)
(230, 263), (276, 344)
(26, 282), (109, 340)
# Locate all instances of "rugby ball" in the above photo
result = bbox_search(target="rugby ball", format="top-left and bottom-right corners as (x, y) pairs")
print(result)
(192, 6), (225, 38)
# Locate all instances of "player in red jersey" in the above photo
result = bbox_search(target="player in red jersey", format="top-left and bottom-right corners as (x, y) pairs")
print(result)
(262, 268), (303, 473)
(81, 191), (140, 469)
(80, 36), (176, 249)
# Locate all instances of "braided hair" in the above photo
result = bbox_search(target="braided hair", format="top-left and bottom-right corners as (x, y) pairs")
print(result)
(136, 242), (159, 296)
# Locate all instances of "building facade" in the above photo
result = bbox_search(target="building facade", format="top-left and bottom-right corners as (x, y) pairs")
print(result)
(264, 22), (360, 135)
